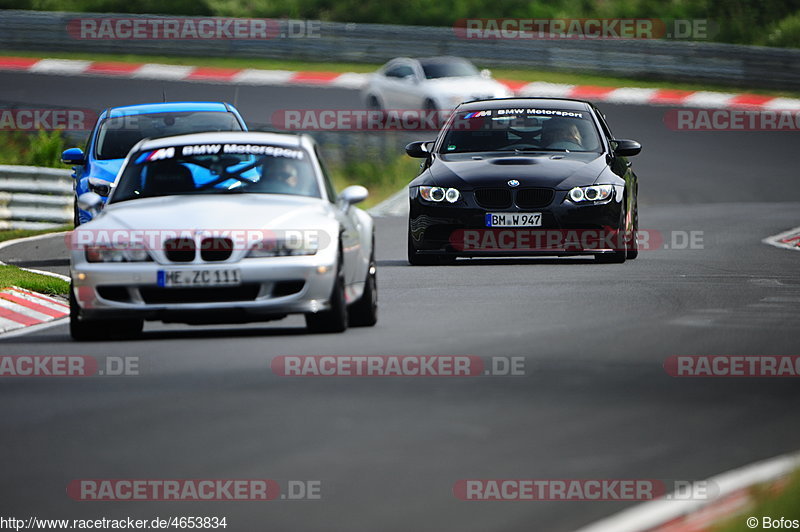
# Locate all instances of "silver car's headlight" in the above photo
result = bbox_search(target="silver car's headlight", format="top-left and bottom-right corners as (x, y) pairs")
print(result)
(567, 185), (614, 204)
(247, 239), (318, 258)
(85, 245), (152, 263)
(420, 186), (461, 203)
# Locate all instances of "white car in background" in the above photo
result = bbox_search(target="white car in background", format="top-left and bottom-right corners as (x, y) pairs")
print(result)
(362, 56), (513, 112)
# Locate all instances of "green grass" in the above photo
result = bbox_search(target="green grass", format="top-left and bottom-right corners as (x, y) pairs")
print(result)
(0, 226), (71, 243)
(0, 265), (69, 296)
(712, 470), (800, 531)
(5, 49), (800, 98)
(331, 155), (419, 209)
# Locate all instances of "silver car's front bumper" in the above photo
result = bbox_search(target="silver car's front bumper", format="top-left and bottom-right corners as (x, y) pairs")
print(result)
(71, 255), (337, 324)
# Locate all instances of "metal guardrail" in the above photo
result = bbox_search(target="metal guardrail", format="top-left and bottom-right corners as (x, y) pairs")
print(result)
(1, 10), (800, 90)
(0, 165), (72, 230)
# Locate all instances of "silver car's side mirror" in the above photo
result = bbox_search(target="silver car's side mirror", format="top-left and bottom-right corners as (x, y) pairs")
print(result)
(77, 192), (103, 217)
(339, 185), (369, 206)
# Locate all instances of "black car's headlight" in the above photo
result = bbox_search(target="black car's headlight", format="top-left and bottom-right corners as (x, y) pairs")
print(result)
(247, 239), (318, 258)
(567, 185), (614, 204)
(419, 186), (461, 203)
(85, 245), (153, 263)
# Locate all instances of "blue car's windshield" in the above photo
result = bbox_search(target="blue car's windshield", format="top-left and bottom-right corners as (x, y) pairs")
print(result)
(441, 108), (603, 153)
(95, 111), (242, 160)
(110, 143), (320, 203)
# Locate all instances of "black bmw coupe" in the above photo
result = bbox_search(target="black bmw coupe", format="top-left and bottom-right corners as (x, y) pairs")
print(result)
(406, 98), (642, 265)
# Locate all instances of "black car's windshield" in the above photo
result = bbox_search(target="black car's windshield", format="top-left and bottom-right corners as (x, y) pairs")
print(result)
(95, 111), (243, 160)
(420, 60), (479, 79)
(441, 108), (603, 154)
(110, 143), (320, 203)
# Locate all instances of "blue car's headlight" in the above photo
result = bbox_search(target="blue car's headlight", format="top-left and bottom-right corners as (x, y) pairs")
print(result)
(567, 185), (614, 203)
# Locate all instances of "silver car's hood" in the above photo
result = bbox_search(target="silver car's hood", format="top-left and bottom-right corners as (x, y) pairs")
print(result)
(91, 194), (336, 231)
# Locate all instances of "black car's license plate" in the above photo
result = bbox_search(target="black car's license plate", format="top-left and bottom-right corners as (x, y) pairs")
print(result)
(485, 213), (542, 227)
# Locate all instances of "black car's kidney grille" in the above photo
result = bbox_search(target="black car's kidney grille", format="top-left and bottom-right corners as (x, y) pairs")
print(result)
(164, 238), (195, 262)
(139, 284), (260, 304)
(474, 188), (512, 209)
(200, 237), (233, 262)
(516, 188), (554, 208)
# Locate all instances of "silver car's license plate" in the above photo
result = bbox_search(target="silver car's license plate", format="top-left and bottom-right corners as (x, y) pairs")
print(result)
(157, 269), (241, 287)
(485, 213), (542, 227)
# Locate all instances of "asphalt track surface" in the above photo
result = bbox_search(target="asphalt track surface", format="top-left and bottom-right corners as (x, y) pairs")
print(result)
(0, 71), (799, 531)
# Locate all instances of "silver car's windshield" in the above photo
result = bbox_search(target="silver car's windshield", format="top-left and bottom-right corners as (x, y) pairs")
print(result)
(110, 143), (320, 203)
(441, 108), (603, 154)
(420, 60), (479, 79)
(95, 112), (243, 160)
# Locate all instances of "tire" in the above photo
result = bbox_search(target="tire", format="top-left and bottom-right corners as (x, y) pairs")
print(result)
(305, 252), (348, 333)
(70, 284), (143, 341)
(367, 95), (384, 114)
(73, 201), (80, 227)
(348, 245), (378, 327)
(408, 230), (444, 266)
(626, 204), (639, 260)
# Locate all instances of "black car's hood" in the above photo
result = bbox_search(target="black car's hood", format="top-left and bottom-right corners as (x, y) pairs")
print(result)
(421, 152), (609, 189)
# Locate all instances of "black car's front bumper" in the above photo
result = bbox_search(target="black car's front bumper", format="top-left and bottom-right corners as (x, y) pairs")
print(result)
(409, 189), (627, 257)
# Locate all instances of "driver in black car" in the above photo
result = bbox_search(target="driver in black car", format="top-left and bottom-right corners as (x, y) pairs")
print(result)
(541, 118), (584, 151)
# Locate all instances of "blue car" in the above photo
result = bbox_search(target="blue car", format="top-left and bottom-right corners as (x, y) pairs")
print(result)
(61, 102), (248, 225)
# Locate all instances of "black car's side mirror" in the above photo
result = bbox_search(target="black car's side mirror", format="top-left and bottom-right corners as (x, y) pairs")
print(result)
(405, 141), (434, 158)
(613, 139), (642, 157)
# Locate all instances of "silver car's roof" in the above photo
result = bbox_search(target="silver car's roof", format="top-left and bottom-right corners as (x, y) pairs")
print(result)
(134, 131), (312, 152)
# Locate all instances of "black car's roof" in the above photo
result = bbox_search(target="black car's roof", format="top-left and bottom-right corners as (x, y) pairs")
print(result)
(457, 98), (593, 112)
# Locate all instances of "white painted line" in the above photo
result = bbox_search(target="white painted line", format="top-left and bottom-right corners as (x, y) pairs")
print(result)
(603, 88), (659, 105)
(132, 63), (195, 80)
(0, 316), (25, 334)
(5, 288), (68, 312)
(329, 72), (369, 89)
(762, 97), (800, 110)
(682, 91), (738, 109)
(29, 59), (92, 75)
(573, 450), (800, 532)
(0, 298), (53, 322)
(0, 231), (72, 282)
(231, 68), (294, 85)
(517, 82), (576, 97)
(762, 225), (800, 251)
(0, 317), (67, 339)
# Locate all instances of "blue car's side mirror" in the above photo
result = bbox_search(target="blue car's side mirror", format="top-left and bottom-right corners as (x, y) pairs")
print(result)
(61, 148), (85, 165)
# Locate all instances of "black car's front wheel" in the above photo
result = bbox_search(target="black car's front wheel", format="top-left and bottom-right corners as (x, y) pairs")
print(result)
(408, 230), (451, 265)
